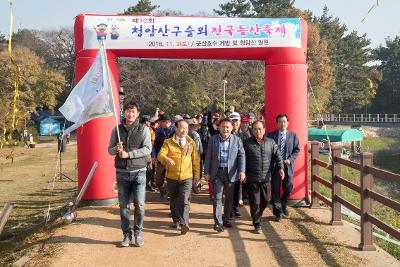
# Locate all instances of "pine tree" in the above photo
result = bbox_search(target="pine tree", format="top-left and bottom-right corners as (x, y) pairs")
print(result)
(214, 0), (253, 17)
(372, 37), (400, 113)
(250, 0), (295, 17)
(315, 6), (373, 113)
(123, 0), (159, 15)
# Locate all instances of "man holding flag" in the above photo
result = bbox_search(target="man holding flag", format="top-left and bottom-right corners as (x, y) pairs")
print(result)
(108, 101), (151, 247)
(60, 40), (151, 247)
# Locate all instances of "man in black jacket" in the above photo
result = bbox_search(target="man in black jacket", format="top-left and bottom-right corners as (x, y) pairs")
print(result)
(244, 120), (284, 234)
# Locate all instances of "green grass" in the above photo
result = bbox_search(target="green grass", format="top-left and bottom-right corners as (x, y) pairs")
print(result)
(310, 137), (400, 260)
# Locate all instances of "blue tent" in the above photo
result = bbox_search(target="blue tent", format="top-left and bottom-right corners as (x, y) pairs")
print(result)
(40, 117), (61, 136)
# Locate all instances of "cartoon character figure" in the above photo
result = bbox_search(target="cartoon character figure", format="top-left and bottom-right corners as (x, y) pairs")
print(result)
(96, 23), (108, 40)
(110, 24), (119, 40)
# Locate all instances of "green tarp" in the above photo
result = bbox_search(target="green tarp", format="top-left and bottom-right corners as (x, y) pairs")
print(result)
(308, 128), (363, 142)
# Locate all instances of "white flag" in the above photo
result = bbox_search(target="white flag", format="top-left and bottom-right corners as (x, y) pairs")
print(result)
(59, 43), (115, 136)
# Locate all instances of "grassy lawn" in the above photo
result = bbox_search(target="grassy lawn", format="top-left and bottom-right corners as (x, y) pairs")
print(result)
(310, 136), (400, 260)
(0, 143), (77, 265)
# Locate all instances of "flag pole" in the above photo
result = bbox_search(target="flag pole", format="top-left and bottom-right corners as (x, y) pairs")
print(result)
(100, 39), (121, 143)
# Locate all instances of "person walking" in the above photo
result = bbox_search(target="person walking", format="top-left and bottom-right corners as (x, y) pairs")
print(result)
(268, 114), (300, 221)
(187, 118), (203, 194)
(153, 113), (175, 201)
(108, 101), (151, 247)
(157, 120), (200, 234)
(244, 120), (284, 233)
(229, 112), (243, 218)
(205, 118), (246, 232)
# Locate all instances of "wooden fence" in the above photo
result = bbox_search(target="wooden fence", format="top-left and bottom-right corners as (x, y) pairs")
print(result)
(310, 142), (400, 250)
(312, 114), (400, 123)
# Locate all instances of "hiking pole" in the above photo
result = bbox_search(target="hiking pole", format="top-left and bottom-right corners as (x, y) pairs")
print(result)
(0, 203), (13, 236)
(62, 161), (98, 224)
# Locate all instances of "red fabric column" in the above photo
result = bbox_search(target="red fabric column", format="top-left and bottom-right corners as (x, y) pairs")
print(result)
(265, 63), (308, 200)
(75, 50), (120, 202)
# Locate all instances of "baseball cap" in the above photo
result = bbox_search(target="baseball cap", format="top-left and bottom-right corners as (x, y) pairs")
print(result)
(240, 114), (250, 122)
(142, 115), (151, 121)
(173, 115), (183, 122)
(157, 113), (171, 121)
(229, 112), (240, 121)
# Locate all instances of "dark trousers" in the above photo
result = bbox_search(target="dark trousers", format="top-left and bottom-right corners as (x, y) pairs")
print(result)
(271, 167), (293, 217)
(146, 161), (155, 186)
(155, 161), (167, 195)
(247, 181), (271, 226)
(232, 180), (241, 213)
(212, 168), (235, 225)
(166, 178), (192, 227)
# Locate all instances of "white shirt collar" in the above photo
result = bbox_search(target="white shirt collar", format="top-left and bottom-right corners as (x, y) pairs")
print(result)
(175, 135), (186, 145)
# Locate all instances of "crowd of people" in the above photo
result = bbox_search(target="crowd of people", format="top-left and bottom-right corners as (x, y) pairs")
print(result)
(108, 99), (300, 247)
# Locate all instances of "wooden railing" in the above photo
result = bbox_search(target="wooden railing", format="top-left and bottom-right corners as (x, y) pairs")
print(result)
(312, 113), (400, 123)
(310, 142), (400, 251)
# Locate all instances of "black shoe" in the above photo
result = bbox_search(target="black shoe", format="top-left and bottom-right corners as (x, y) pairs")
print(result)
(171, 221), (180, 229)
(233, 211), (242, 218)
(223, 221), (233, 228)
(282, 208), (289, 217)
(213, 224), (224, 232)
(160, 193), (168, 202)
(275, 215), (282, 222)
(180, 224), (189, 235)
(146, 185), (156, 192)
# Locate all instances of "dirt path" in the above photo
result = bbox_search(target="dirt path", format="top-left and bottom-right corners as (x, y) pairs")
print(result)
(24, 190), (398, 267)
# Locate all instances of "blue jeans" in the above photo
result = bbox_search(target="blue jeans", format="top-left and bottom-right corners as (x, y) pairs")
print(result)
(212, 168), (235, 225)
(116, 170), (146, 236)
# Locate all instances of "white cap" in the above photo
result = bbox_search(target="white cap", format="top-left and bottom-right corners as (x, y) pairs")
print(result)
(229, 112), (240, 121)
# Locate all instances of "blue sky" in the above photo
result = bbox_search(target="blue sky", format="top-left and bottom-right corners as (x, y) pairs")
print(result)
(0, 0), (397, 48)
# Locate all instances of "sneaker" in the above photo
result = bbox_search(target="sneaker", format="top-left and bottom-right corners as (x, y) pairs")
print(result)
(275, 215), (282, 222)
(282, 208), (289, 217)
(213, 224), (224, 232)
(180, 224), (189, 235)
(120, 234), (131, 247)
(254, 225), (262, 234)
(134, 231), (144, 247)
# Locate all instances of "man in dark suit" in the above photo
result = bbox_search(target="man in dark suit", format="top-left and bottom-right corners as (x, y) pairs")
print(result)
(205, 118), (246, 232)
(268, 114), (300, 221)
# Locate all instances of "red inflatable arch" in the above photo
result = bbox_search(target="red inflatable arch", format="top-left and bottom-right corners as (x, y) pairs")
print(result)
(74, 14), (308, 205)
